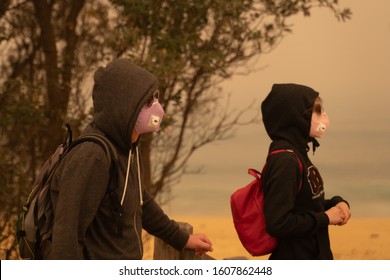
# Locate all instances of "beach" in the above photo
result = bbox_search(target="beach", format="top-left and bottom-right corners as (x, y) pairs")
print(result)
(142, 216), (390, 260)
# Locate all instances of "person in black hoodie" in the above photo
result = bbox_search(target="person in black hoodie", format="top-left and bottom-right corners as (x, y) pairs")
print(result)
(48, 58), (213, 259)
(261, 83), (351, 259)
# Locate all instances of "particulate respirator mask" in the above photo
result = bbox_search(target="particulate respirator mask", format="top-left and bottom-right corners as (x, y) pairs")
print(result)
(134, 97), (164, 134)
(310, 112), (329, 138)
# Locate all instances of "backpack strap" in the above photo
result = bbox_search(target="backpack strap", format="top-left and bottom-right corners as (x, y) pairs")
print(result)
(266, 149), (304, 191)
(65, 132), (124, 234)
(64, 123), (73, 148)
(71, 133), (124, 212)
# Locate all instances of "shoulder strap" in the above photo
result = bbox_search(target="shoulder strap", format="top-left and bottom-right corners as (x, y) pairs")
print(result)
(69, 133), (119, 165)
(267, 149), (304, 190)
(67, 133), (124, 220)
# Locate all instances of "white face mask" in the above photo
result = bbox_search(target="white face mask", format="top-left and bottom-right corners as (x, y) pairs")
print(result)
(310, 112), (330, 138)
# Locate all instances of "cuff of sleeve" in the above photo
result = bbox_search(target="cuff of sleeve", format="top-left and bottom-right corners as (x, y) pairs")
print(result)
(331, 196), (349, 208)
(318, 212), (330, 227)
(169, 228), (190, 251)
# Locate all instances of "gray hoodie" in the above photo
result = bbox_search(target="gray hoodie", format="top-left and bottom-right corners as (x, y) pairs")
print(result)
(49, 59), (188, 259)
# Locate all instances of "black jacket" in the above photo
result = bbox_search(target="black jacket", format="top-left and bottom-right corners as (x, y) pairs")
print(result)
(261, 83), (347, 259)
(49, 59), (188, 259)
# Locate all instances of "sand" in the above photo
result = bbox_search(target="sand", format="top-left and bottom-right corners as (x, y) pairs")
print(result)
(142, 216), (390, 260)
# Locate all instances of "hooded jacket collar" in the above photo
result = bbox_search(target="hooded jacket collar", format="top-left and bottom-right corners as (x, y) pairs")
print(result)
(92, 58), (158, 153)
(261, 83), (319, 154)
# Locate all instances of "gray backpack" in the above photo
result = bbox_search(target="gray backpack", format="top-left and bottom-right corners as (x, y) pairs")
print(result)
(16, 124), (122, 259)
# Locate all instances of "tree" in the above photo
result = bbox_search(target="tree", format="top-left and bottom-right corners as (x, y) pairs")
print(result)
(0, 0), (113, 259)
(0, 0), (351, 259)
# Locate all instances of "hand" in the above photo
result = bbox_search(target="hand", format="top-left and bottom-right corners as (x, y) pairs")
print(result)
(336, 201), (351, 226)
(325, 206), (345, 225)
(185, 234), (213, 256)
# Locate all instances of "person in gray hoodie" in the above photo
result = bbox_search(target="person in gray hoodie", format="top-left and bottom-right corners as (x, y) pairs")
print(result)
(48, 58), (213, 259)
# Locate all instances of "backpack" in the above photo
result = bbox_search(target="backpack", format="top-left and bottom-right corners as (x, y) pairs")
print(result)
(230, 149), (303, 256)
(16, 124), (122, 259)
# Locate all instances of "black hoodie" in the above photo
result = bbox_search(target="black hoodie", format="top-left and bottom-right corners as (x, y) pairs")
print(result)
(49, 59), (188, 259)
(261, 83), (347, 260)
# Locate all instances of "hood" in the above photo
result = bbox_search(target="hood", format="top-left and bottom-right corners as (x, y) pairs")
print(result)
(92, 58), (158, 152)
(261, 83), (319, 153)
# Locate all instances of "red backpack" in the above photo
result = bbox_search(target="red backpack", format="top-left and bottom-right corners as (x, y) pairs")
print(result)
(230, 149), (303, 256)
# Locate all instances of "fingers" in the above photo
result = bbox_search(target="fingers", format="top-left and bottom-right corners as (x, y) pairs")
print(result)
(338, 211), (351, 225)
(198, 234), (213, 252)
(325, 206), (344, 225)
(194, 248), (209, 256)
(186, 234), (213, 255)
(336, 202), (351, 225)
(199, 234), (212, 246)
(326, 202), (353, 226)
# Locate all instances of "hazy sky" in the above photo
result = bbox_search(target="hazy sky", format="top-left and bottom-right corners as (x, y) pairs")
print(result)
(164, 0), (390, 218)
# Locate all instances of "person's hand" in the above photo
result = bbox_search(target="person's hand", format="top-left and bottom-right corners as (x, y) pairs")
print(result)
(336, 201), (351, 226)
(185, 234), (213, 256)
(325, 206), (345, 225)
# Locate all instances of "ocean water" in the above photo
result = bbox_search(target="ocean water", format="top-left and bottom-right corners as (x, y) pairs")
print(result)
(162, 122), (390, 219)
(164, 170), (390, 219)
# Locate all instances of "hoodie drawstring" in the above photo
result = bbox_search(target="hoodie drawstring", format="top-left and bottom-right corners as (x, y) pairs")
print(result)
(121, 150), (132, 205)
(136, 146), (144, 206)
(121, 147), (143, 206)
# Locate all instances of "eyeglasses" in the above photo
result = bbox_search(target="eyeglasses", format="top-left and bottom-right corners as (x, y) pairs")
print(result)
(313, 102), (324, 114)
(146, 90), (159, 106)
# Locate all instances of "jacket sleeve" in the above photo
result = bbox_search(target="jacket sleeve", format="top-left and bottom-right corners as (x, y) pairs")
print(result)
(263, 153), (329, 238)
(50, 144), (109, 259)
(325, 196), (350, 210)
(141, 190), (189, 251)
